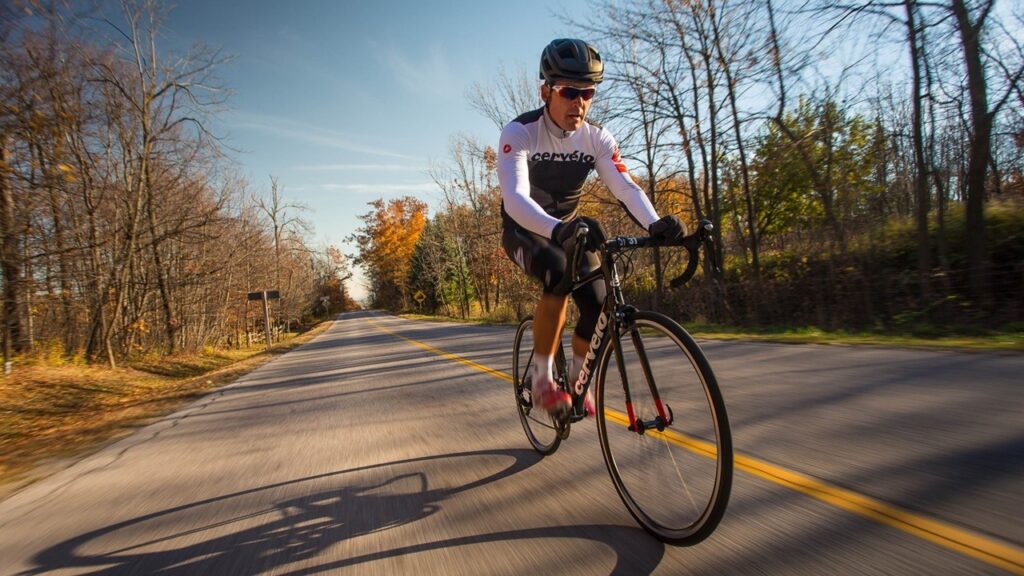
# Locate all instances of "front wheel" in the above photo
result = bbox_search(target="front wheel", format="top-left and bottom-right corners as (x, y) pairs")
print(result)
(596, 311), (732, 544)
(512, 317), (565, 454)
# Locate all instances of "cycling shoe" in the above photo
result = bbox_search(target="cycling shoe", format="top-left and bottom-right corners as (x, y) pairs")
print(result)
(532, 377), (571, 415)
(582, 389), (596, 417)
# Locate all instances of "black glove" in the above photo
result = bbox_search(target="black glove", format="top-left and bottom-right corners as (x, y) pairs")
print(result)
(551, 216), (606, 250)
(648, 215), (685, 242)
(551, 219), (578, 246)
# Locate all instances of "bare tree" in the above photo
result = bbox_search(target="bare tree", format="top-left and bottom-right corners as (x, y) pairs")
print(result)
(256, 175), (310, 330)
(948, 0), (1022, 311)
(606, 35), (682, 309)
(0, 132), (19, 369)
(709, 0), (760, 281)
(428, 135), (503, 314)
(466, 65), (540, 130)
(0, 0), (343, 367)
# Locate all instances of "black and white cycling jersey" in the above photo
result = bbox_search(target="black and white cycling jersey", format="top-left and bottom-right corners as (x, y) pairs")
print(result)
(497, 107), (659, 238)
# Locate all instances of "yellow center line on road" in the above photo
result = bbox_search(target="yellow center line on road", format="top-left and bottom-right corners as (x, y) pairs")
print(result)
(367, 316), (1024, 575)
(368, 317), (512, 383)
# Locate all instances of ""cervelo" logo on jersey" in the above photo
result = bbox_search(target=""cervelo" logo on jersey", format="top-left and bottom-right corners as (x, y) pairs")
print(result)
(530, 151), (595, 164)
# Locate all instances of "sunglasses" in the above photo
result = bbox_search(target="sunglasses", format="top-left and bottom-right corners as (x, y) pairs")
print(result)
(550, 85), (597, 101)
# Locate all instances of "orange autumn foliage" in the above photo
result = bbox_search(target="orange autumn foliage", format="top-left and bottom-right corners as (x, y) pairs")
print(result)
(350, 196), (428, 309)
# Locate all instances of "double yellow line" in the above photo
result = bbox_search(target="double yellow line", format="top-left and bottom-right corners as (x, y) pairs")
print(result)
(368, 316), (1024, 574)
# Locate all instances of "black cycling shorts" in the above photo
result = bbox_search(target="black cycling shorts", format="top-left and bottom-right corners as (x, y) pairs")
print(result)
(501, 223), (606, 341)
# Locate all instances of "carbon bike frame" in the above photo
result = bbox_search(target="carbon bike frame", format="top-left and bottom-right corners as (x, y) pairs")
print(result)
(562, 236), (674, 433)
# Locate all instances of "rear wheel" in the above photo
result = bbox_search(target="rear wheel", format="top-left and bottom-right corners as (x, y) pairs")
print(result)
(596, 311), (732, 544)
(512, 317), (564, 454)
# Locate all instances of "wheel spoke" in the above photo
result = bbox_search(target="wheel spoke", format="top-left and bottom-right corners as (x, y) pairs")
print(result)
(597, 312), (732, 544)
(512, 318), (562, 454)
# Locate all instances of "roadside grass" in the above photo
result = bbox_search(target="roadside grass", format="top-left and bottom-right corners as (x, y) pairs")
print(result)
(399, 313), (509, 326)
(682, 324), (1024, 351)
(399, 313), (1024, 351)
(0, 322), (333, 494)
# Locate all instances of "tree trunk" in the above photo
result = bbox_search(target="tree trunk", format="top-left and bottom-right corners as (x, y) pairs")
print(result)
(145, 164), (180, 354)
(48, 177), (77, 355)
(906, 0), (933, 309)
(0, 133), (22, 366)
(702, 48), (725, 303)
(951, 0), (992, 313)
(710, 2), (759, 284)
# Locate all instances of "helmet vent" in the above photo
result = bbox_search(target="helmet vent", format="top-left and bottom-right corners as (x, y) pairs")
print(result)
(539, 38), (604, 84)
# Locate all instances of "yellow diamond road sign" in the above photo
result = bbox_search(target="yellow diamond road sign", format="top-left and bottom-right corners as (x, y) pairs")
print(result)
(414, 291), (426, 303)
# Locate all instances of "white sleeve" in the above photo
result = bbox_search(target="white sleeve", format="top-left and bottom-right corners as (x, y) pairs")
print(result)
(497, 122), (562, 238)
(593, 129), (660, 229)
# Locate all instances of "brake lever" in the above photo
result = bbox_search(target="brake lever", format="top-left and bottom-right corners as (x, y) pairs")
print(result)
(569, 224), (593, 284)
(697, 219), (721, 274)
(668, 219), (716, 288)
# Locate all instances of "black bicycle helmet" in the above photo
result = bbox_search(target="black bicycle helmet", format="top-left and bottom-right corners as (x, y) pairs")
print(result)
(539, 38), (604, 84)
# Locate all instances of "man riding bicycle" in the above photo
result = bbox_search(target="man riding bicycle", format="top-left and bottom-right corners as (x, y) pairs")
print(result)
(498, 38), (685, 417)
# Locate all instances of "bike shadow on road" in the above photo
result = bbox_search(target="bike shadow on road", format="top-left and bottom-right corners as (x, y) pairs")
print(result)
(18, 448), (665, 575)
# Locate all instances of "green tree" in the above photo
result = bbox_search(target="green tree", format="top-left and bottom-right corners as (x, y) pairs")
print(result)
(754, 97), (882, 249)
(408, 217), (475, 317)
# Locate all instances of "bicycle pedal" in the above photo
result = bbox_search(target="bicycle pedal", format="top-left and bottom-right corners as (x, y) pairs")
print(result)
(556, 416), (572, 439)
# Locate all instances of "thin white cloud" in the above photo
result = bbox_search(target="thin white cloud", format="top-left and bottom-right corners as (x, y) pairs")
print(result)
(294, 163), (427, 172)
(320, 182), (439, 194)
(229, 111), (421, 160)
(373, 41), (456, 97)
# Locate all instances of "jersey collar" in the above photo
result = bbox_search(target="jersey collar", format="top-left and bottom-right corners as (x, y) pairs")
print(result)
(542, 107), (574, 139)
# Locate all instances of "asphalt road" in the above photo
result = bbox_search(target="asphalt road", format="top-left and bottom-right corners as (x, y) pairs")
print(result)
(0, 310), (1021, 575)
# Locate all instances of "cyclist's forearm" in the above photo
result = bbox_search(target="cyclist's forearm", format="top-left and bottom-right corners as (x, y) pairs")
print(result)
(503, 190), (561, 237)
(593, 134), (659, 228)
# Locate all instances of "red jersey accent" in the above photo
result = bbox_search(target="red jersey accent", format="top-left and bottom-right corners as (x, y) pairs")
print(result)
(612, 148), (628, 173)
(503, 144), (512, 153)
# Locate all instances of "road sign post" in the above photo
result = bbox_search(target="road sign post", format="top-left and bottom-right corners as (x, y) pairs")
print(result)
(248, 290), (280, 350)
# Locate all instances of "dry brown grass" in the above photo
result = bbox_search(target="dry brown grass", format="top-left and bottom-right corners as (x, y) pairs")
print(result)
(0, 322), (333, 492)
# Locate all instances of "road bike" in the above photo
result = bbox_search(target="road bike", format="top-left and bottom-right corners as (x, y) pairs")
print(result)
(512, 220), (733, 545)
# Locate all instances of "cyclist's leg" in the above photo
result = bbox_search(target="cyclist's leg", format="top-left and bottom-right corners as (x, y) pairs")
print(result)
(502, 224), (572, 413)
(569, 334), (591, 414)
(569, 251), (606, 415)
(532, 293), (568, 377)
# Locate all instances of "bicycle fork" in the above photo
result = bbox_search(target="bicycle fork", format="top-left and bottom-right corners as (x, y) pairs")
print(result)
(616, 322), (674, 435)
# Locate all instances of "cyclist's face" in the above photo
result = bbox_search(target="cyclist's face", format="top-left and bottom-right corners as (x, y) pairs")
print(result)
(542, 80), (595, 132)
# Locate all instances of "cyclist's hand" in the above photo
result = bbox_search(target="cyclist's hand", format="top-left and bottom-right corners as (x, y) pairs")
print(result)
(551, 219), (579, 247)
(648, 215), (686, 243)
(551, 216), (606, 250)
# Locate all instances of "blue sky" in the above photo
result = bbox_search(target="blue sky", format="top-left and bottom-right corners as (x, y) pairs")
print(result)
(160, 0), (594, 301)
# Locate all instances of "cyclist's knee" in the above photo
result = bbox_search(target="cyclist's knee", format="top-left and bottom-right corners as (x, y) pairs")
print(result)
(572, 280), (606, 341)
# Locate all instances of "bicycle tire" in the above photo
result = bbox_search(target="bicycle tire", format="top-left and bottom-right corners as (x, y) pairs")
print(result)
(512, 317), (564, 454)
(596, 310), (732, 544)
